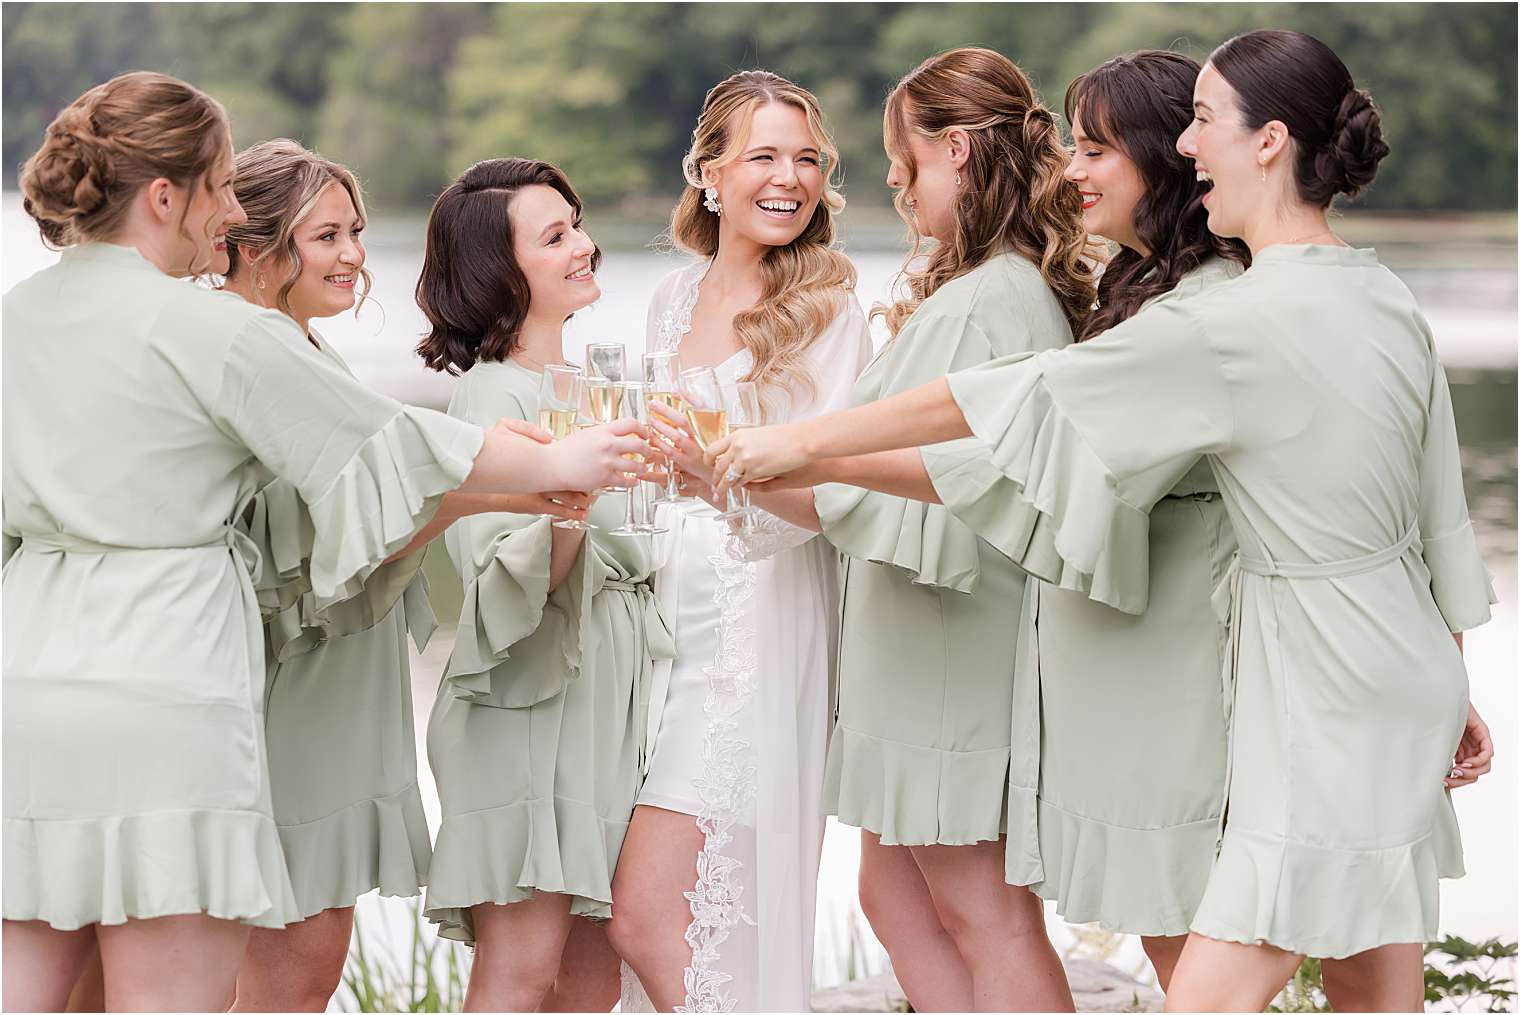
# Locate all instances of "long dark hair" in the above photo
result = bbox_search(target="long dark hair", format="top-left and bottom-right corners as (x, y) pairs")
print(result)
(1065, 51), (1249, 341)
(1209, 30), (1389, 208)
(415, 158), (601, 375)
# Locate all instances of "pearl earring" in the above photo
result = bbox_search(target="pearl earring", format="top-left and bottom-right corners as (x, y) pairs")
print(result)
(703, 186), (722, 215)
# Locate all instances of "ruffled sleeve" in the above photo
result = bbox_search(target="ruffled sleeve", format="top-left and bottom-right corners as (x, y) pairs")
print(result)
(214, 313), (483, 599)
(1418, 357), (1496, 631)
(242, 476), (434, 662)
(940, 302), (1234, 613)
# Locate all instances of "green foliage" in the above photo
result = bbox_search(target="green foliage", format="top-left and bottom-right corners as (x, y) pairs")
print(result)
(337, 901), (470, 1013)
(4, 2), (1515, 212)
(1266, 936), (1517, 1013)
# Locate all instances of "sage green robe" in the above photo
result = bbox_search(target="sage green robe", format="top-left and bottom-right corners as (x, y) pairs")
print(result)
(939, 244), (1494, 958)
(936, 257), (1242, 935)
(3, 243), (482, 930)
(242, 332), (436, 919)
(816, 252), (1070, 845)
(423, 359), (673, 943)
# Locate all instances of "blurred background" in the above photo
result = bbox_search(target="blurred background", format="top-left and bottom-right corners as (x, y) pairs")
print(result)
(4, 3), (1515, 1010)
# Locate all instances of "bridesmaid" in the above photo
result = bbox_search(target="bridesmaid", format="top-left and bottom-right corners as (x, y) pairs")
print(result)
(416, 157), (672, 1013)
(2, 73), (643, 1012)
(725, 48), (1095, 1011)
(1014, 51), (1249, 988)
(213, 140), (588, 1011)
(710, 30), (1496, 1011)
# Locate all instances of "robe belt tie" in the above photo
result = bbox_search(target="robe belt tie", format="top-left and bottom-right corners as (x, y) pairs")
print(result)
(602, 577), (675, 776)
(20, 526), (264, 583)
(1207, 523), (1420, 854)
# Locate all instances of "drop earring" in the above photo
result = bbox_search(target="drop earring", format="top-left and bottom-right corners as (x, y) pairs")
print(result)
(1259, 157), (1267, 183)
(257, 275), (267, 290)
(703, 186), (722, 215)
(955, 172), (963, 187)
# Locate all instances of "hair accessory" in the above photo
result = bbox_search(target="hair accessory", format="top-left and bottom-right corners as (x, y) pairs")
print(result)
(703, 186), (723, 215)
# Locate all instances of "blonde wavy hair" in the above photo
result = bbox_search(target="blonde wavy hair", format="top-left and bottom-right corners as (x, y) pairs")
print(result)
(223, 139), (374, 318)
(670, 70), (856, 404)
(879, 48), (1099, 336)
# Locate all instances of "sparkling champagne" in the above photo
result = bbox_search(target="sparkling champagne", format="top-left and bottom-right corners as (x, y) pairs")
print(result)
(536, 407), (577, 440)
(585, 383), (624, 423)
(686, 407), (728, 450)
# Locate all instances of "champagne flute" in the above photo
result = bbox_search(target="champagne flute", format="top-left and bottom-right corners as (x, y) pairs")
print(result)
(679, 366), (730, 517)
(717, 380), (762, 524)
(580, 376), (625, 496)
(643, 350), (690, 503)
(609, 381), (667, 537)
(537, 364), (595, 530)
(585, 342), (627, 384)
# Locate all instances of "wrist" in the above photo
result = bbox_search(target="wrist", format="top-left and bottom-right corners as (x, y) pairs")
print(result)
(794, 420), (823, 465)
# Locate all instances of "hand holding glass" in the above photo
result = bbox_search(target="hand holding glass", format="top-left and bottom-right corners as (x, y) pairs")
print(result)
(537, 364), (595, 529)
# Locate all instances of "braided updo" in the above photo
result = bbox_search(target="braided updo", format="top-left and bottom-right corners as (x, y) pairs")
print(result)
(1209, 30), (1389, 208)
(19, 71), (229, 248)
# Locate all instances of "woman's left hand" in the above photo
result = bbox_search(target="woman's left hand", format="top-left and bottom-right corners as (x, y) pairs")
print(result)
(1446, 702), (1494, 789)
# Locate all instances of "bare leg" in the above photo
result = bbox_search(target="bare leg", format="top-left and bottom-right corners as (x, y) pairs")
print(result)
(231, 906), (354, 1011)
(605, 805), (705, 1011)
(856, 830), (973, 1012)
(910, 838), (1073, 1012)
(1141, 934), (1188, 994)
(540, 918), (621, 1012)
(97, 914), (251, 1012)
(65, 934), (105, 1012)
(1164, 932), (1304, 1012)
(3, 920), (98, 1013)
(1321, 943), (1424, 1012)
(465, 892), (575, 1012)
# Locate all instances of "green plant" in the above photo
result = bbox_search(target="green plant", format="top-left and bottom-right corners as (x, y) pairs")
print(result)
(1424, 936), (1517, 1012)
(337, 901), (470, 1013)
(1267, 937), (1517, 1013)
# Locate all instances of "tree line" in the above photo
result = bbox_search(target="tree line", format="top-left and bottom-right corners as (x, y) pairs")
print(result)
(5, 2), (1515, 213)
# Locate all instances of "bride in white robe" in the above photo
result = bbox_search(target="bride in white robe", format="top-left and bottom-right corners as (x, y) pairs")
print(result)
(606, 69), (871, 1013)
(623, 259), (870, 1011)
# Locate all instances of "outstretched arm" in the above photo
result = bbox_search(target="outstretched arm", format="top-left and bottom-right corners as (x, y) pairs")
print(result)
(707, 377), (967, 491)
(751, 450), (943, 504)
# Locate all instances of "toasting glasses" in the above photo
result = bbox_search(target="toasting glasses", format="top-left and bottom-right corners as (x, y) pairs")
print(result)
(536, 364), (595, 530)
(608, 381), (667, 537)
(642, 350), (690, 504)
(678, 366), (747, 520)
(585, 342), (627, 384)
(718, 380), (762, 523)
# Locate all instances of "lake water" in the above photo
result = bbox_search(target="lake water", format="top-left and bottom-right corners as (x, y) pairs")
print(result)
(3, 195), (1514, 1002)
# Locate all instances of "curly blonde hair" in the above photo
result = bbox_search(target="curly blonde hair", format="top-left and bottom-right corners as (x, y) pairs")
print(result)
(223, 139), (374, 319)
(670, 70), (857, 403)
(19, 71), (229, 272)
(880, 48), (1099, 337)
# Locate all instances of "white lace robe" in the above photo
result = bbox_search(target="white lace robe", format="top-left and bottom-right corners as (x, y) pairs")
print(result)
(623, 260), (872, 1011)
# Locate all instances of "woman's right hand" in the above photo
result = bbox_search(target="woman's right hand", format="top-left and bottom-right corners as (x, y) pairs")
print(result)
(548, 418), (650, 492)
(707, 421), (813, 499)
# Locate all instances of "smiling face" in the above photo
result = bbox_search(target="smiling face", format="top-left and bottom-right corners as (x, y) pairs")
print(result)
(276, 182), (368, 323)
(177, 139), (243, 276)
(884, 100), (961, 242)
(707, 101), (826, 250)
(1063, 109), (1148, 253)
(508, 183), (600, 321)
(1176, 63), (1263, 239)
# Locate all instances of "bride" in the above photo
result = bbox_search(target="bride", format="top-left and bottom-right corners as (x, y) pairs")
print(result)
(604, 70), (871, 1011)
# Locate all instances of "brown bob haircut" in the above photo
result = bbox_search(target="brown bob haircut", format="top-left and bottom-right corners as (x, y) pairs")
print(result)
(415, 157), (601, 375)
